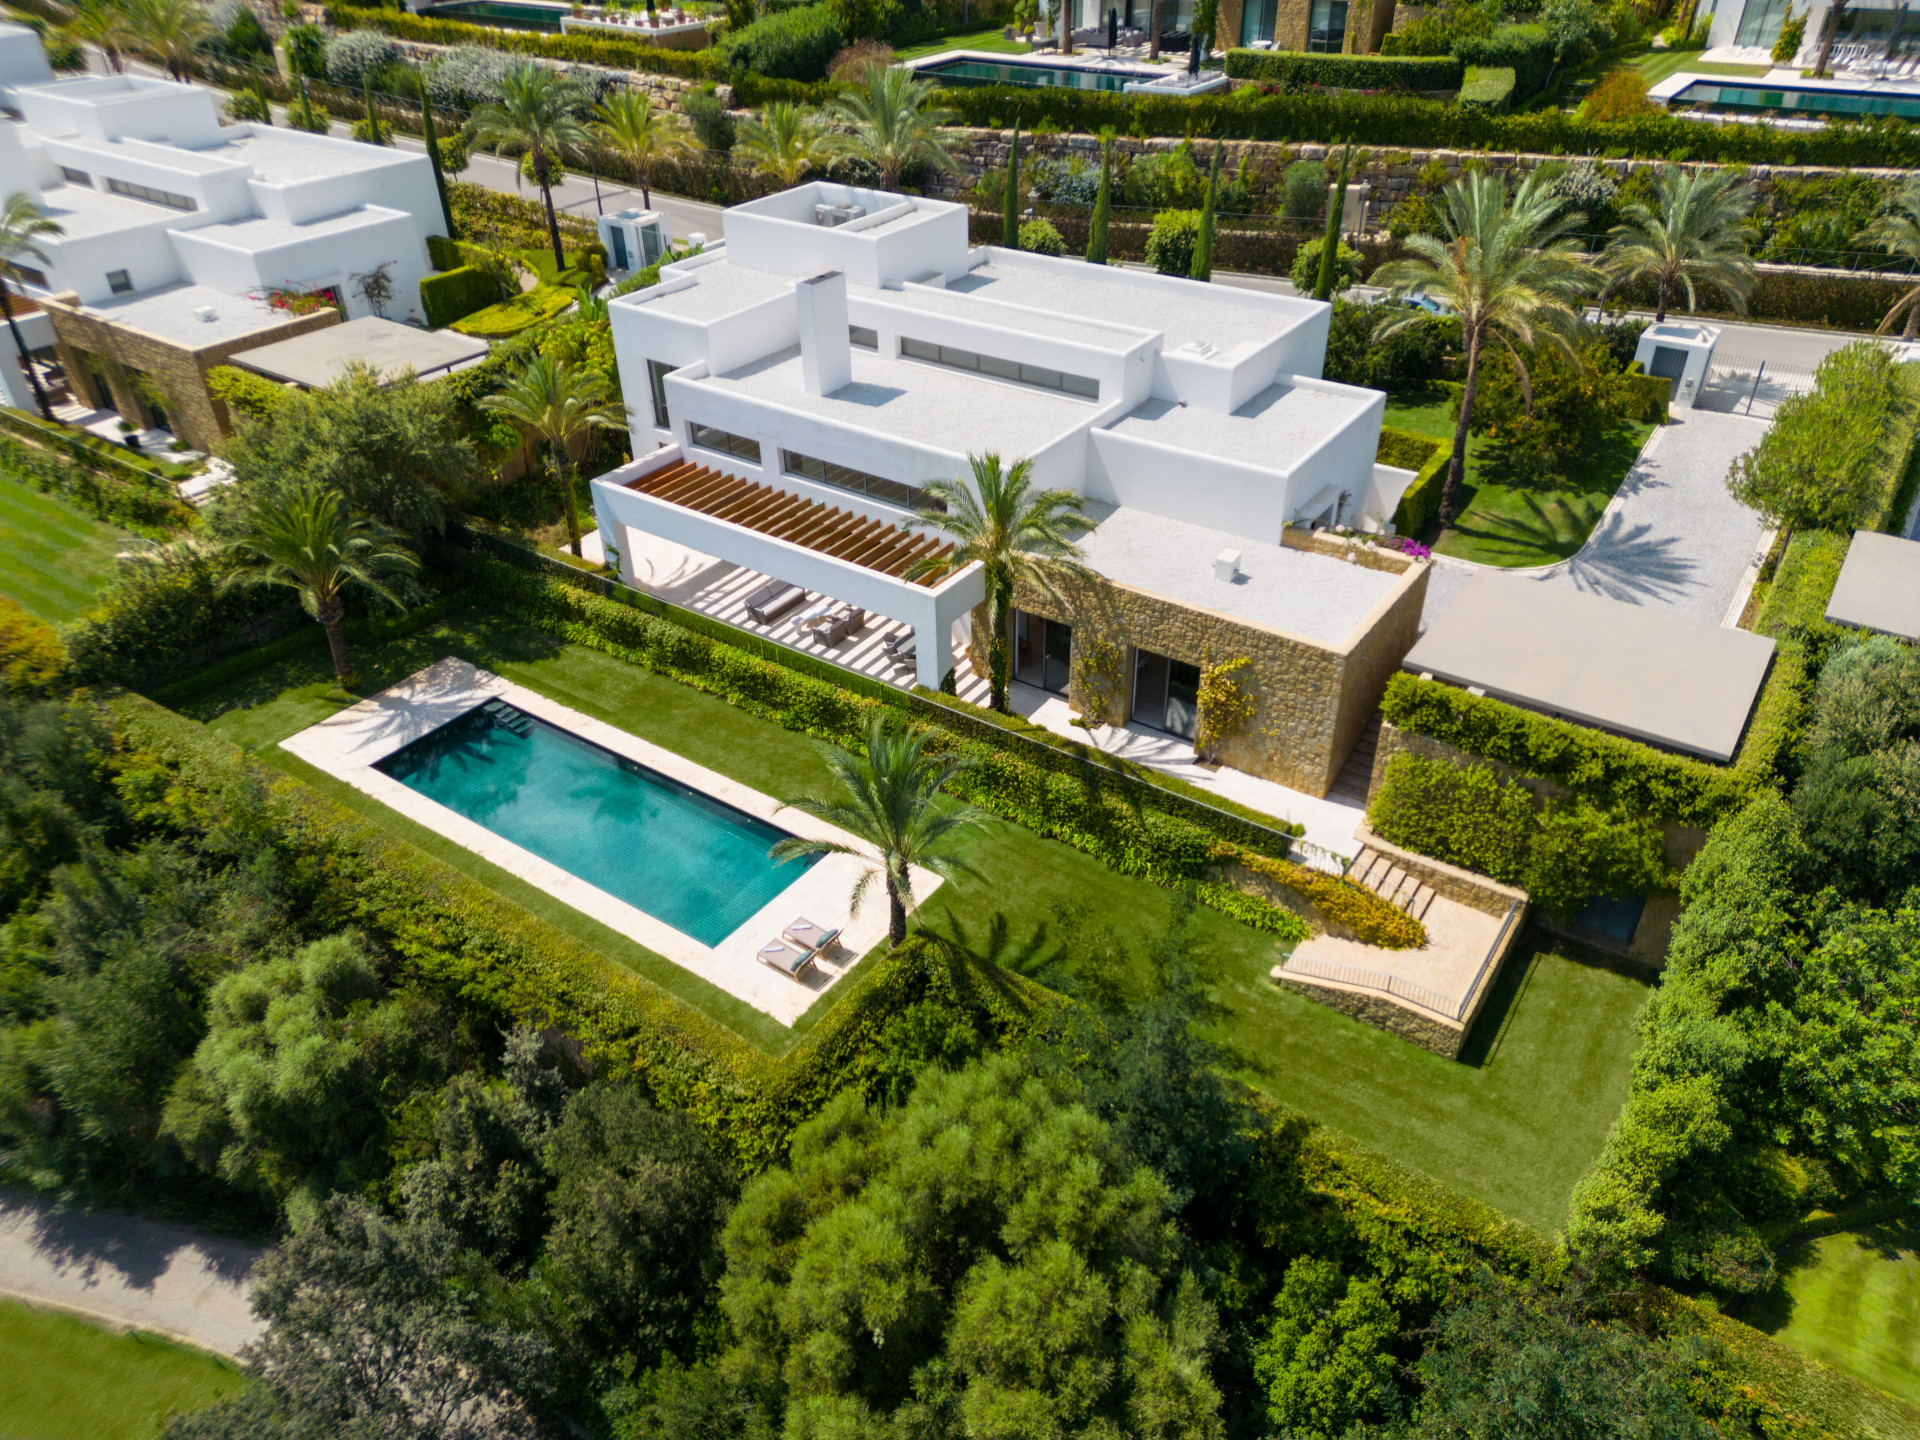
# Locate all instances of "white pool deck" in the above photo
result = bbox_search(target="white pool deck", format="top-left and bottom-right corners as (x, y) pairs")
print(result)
(279, 658), (937, 1026)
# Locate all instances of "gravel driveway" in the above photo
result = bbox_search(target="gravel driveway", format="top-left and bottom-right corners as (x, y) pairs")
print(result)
(0, 1187), (263, 1358)
(1421, 408), (1772, 629)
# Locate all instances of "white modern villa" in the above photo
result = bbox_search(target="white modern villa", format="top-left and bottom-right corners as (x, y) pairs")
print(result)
(0, 24), (443, 447)
(594, 182), (1428, 797)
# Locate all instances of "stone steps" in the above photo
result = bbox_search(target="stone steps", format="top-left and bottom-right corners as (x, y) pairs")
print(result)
(1346, 845), (1435, 923)
(1329, 710), (1381, 805)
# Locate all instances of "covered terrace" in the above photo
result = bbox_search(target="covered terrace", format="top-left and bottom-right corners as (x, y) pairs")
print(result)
(590, 446), (988, 693)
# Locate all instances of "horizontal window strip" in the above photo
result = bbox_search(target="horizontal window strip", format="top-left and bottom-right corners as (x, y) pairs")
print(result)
(899, 336), (1098, 400)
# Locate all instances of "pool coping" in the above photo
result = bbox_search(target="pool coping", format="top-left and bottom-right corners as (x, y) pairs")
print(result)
(279, 657), (937, 1027)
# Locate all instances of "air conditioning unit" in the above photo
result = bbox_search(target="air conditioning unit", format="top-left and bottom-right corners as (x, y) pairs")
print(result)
(813, 203), (867, 227)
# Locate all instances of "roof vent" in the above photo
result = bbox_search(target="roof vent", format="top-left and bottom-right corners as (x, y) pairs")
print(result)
(812, 202), (866, 227)
(1175, 340), (1217, 359)
(194, 305), (217, 322)
(1213, 549), (1241, 582)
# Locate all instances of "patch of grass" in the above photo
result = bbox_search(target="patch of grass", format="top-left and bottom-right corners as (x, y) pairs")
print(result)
(0, 1301), (248, 1440)
(1632, 49), (1775, 84)
(893, 25), (1034, 59)
(0, 468), (136, 621)
(1385, 387), (1657, 568)
(170, 609), (1648, 1231)
(1737, 1220), (1920, 1407)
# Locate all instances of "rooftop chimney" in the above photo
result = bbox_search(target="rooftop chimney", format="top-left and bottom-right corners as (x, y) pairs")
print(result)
(795, 270), (851, 397)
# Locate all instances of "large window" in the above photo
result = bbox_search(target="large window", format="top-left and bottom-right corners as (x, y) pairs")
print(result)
(1014, 610), (1072, 694)
(850, 324), (879, 350)
(647, 359), (672, 429)
(899, 336), (1099, 400)
(59, 166), (90, 187)
(782, 449), (945, 513)
(6, 263), (47, 290)
(1240, 0), (1278, 44)
(1133, 649), (1200, 742)
(689, 422), (761, 463)
(1734, 0), (1792, 47)
(105, 177), (196, 211)
(1308, 0), (1348, 50)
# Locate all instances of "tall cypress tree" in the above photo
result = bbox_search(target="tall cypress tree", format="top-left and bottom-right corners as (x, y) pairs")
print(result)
(1003, 117), (1022, 249)
(1190, 144), (1221, 282)
(1086, 127), (1114, 265)
(1314, 140), (1355, 302)
(416, 73), (457, 239)
(361, 74), (387, 147)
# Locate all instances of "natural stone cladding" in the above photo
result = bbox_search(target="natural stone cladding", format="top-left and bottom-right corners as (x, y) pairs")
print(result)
(41, 295), (339, 453)
(982, 531), (1428, 797)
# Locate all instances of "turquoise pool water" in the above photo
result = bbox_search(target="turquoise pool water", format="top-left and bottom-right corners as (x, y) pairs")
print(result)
(1672, 78), (1920, 120)
(424, 0), (567, 31)
(920, 57), (1146, 91)
(377, 699), (815, 946)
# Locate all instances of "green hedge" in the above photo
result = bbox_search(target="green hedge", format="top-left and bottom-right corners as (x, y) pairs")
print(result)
(1223, 48), (1463, 91)
(1379, 672), (1759, 826)
(420, 265), (503, 330)
(1457, 65), (1514, 111)
(450, 284), (574, 338)
(0, 406), (197, 484)
(1452, 24), (1554, 99)
(463, 554), (1319, 942)
(1621, 368), (1672, 423)
(1381, 425), (1449, 535)
(931, 84), (1920, 167)
(0, 424), (193, 536)
(1236, 851), (1427, 947)
(207, 365), (293, 426)
(1757, 531), (1851, 638)
(426, 233), (461, 270)
(322, 2), (719, 79)
(1610, 266), (1913, 333)
(718, 3), (843, 80)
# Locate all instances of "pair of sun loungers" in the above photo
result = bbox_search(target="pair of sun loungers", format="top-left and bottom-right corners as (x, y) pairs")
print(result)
(757, 916), (841, 978)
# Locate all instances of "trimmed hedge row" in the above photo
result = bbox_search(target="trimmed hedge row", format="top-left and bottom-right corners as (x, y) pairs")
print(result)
(323, 2), (719, 79)
(1380, 425), (1449, 535)
(0, 425), (193, 537)
(1756, 531), (1850, 637)
(420, 264), (503, 330)
(1611, 265), (1912, 333)
(1451, 23), (1554, 99)
(1379, 672), (1757, 825)
(464, 555), (1324, 942)
(935, 84), (1920, 167)
(0, 406), (197, 483)
(1223, 48), (1463, 91)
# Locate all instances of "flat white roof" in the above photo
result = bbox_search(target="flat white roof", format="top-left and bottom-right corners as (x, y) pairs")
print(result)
(1403, 573), (1776, 762)
(1109, 382), (1374, 468)
(1826, 529), (1920, 640)
(624, 262), (795, 321)
(949, 259), (1309, 353)
(890, 281), (1148, 352)
(78, 282), (294, 346)
(34, 180), (183, 237)
(187, 204), (399, 250)
(229, 315), (487, 388)
(214, 127), (410, 182)
(1077, 507), (1401, 646)
(699, 342), (1094, 457)
(51, 131), (245, 176)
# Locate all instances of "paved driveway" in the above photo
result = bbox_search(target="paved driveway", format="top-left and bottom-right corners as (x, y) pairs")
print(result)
(0, 1188), (263, 1358)
(1422, 408), (1772, 629)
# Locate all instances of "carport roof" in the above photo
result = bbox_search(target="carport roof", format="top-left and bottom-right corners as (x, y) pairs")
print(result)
(1825, 529), (1920, 641)
(1402, 573), (1776, 763)
(227, 316), (488, 389)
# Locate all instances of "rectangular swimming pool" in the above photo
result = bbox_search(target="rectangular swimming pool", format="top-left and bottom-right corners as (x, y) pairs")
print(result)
(377, 699), (816, 947)
(1670, 77), (1920, 120)
(919, 57), (1146, 91)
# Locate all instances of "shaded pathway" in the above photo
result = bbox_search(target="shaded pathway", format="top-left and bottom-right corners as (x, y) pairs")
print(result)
(0, 1188), (263, 1358)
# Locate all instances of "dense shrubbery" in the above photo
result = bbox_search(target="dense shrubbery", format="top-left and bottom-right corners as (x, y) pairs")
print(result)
(1224, 48), (1464, 90)
(418, 264), (503, 330)
(1463, 329), (1662, 483)
(1367, 751), (1671, 912)
(1451, 23), (1556, 99)
(718, 2), (844, 79)
(1323, 300), (1458, 390)
(0, 423), (193, 535)
(323, 3), (720, 80)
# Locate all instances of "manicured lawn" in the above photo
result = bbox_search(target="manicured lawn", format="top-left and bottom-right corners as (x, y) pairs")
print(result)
(1632, 50), (1775, 84)
(894, 25), (1033, 59)
(171, 610), (1649, 1233)
(0, 1301), (248, 1440)
(1739, 1221), (1920, 1407)
(0, 469), (135, 621)
(1385, 384), (1657, 568)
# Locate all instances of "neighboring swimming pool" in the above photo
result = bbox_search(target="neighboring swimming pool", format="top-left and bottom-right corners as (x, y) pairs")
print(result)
(421, 0), (567, 30)
(376, 698), (815, 947)
(1669, 77), (1920, 121)
(918, 56), (1150, 91)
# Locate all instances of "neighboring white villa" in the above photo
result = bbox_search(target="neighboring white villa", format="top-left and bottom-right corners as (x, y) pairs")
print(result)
(593, 182), (1425, 797)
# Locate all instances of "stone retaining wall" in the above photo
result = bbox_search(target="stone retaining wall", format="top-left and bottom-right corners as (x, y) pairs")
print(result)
(1351, 820), (1528, 916)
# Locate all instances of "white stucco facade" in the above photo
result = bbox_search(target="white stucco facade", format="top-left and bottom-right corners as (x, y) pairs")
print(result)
(0, 26), (442, 325)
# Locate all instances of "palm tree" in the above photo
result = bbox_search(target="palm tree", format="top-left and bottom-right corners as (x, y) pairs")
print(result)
(735, 101), (839, 189)
(772, 713), (988, 949)
(0, 193), (62, 423)
(469, 65), (589, 269)
(480, 354), (622, 558)
(1373, 172), (1597, 528)
(1860, 179), (1920, 341)
(1602, 166), (1755, 324)
(221, 484), (417, 681)
(66, 0), (135, 73)
(827, 65), (959, 191)
(906, 452), (1090, 714)
(126, 0), (209, 81)
(592, 90), (693, 210)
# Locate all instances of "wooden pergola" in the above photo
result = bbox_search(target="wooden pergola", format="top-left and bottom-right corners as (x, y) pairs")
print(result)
(628, 459), (954, 585)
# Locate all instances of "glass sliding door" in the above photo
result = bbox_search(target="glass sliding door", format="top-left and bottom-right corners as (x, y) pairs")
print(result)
(1131, 648), (1200, 741)
(1308, 0), (1348, 50)
(1013, 611), (1072, 694)
(1240, 0), (1278, 43)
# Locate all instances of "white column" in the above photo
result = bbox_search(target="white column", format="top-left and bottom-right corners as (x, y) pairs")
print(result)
(916, 618), (953, 690)
(590, 488), (633, 585)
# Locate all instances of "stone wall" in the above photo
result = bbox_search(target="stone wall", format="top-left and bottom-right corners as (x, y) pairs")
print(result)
(1272, 971), (1469, 1054)
(43, 296), (340, 453)
(1219, 0), (1393, 52)
(992, 549), (1428, 796)
(1368, 719), (1713, 872)
(1352, 820), (1527, 916)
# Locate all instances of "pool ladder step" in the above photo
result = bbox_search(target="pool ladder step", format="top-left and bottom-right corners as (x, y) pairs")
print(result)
(481, 699), (533, 737)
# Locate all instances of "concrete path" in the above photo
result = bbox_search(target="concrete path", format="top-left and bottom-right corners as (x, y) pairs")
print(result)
(0, 1188), (264, 1359)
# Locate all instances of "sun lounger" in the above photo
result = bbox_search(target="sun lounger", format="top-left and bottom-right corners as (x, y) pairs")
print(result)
(746, 579), (806, 624)
(783, 917), (841, 955)
(757, 938), (817, 977)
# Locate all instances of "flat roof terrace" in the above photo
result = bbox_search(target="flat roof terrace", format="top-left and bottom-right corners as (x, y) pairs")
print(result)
(1077, 507), (1402, 646)
(73, 282), (292, 347)
(698, 343), (1097, 457)
(1403, 573), (1776, 763)
(1109, 381), (1376, 469)
(1825, 529), (1920, 640)
(619, 261), (796, 322)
